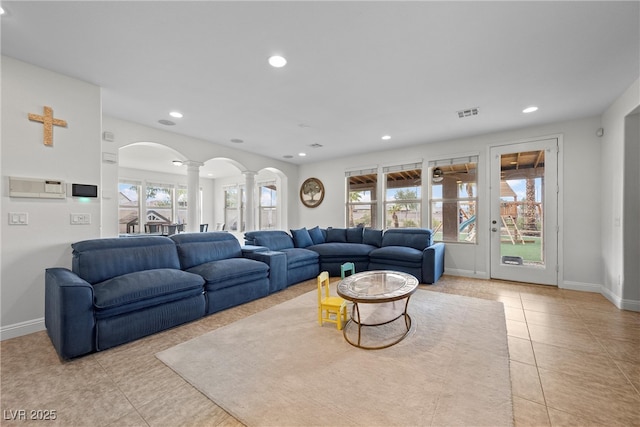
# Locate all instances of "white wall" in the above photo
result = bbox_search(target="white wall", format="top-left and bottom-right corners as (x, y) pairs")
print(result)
(2, 57), (637, 341)
(298, 116), (604, 290)
(101, 116), (299, 237)
(601, 78), (640, 310)
(623, 112), (639, 304)
(1, 57), (102, 338)
(0, 60), (300, 339)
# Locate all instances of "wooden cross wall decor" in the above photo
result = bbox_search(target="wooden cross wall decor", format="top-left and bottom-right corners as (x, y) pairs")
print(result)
(28, 106), (67, 146)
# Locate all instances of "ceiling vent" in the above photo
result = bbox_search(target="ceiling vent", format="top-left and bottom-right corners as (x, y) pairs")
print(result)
(309, 143), (323, 148)
(457, 108), (479, 118)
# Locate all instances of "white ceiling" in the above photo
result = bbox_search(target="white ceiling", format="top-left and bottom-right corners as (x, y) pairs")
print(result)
(2, 1), (638, 177)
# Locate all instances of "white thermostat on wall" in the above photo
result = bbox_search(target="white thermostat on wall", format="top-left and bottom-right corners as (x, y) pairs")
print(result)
(9, 177), (66, 199)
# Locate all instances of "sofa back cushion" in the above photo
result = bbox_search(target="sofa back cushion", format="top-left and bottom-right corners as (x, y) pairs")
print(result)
(326, 227), (347, 243)
(381, 228), (433, 251)
(308, 226), (325, 244)
(291, 228), (313, 248)
(363, 228), (383, 247)
(347, 227), (364, 243)
(72, 236), (180, 285)
(244, 230), (294, 251)
(170, 232), (242, 270)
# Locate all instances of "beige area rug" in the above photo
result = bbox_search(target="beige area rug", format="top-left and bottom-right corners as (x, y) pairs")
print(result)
(157, 289), (513, 426)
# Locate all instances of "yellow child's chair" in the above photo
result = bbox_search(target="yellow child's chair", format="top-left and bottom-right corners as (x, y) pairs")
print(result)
(317, 271), (348, 330)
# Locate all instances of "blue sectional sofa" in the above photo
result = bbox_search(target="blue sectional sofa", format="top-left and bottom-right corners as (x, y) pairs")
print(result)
(244, 226), (445, 285)
(45, 232), (279, 359)
(45, 227), (444, 359)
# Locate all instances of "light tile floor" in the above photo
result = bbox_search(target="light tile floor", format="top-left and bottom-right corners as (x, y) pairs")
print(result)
(1, 275), (639, 426)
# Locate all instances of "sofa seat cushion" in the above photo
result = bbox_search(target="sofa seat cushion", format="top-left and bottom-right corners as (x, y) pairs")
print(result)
(369, 246), (424, 267)
(281, 248), (319, 269)
(186, 258), (269, 292)
(93, 269), (205, 319)
(308, 243), (376, 260)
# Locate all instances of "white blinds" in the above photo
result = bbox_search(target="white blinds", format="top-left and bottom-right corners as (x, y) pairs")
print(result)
(428, 155), (478, 168)
(383, 162), (422, 173)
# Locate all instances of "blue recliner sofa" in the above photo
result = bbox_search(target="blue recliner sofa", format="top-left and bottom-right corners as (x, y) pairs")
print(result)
(45, 232), (281, 359)
(45, 236), (206, 359)
(170, 232), (272, 314)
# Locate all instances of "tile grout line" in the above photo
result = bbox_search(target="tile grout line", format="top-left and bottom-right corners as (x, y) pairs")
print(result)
(519, 291), (553, 427)
(93, 353), (151, 427)
(579, 308), (640, 399)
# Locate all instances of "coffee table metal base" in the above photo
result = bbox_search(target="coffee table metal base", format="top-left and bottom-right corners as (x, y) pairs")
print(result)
(342, 296), (413, 350)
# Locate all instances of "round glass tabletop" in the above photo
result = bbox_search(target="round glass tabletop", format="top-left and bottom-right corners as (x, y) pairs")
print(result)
(337, 270), (419, 303)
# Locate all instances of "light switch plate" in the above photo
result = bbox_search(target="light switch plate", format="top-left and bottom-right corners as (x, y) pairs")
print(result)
(71, 213), (91, 225)
(9, 212), (28, 225)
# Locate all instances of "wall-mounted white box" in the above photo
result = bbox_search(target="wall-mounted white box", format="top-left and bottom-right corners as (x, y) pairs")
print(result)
(9, 177), (65, 199)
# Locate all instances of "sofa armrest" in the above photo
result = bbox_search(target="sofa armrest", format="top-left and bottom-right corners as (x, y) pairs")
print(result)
(422, 242), (445, 284)
(45, 268), (95, 359)
(241, 245), (269, 254)
(243, 251), (287, 293)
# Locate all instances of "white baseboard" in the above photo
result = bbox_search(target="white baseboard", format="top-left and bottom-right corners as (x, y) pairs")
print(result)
(0, 317), (45, 341)
(443, 268), (489, 280)
(561, 280), (602, 293)
(620, 298), (640, 312)
(567, 281), (640, 312)
(600, 285), (623, 308)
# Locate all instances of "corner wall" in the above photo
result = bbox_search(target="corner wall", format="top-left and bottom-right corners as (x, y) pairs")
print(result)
(1, 57), (102, 338)
(601, 78), (640, 310)
(623, 111), (639, 305)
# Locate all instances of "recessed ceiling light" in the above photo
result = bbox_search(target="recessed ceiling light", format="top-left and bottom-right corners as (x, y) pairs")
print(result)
(230, 138), (244, 144)
(382, 135), (391, 140)
(0, 7), (5, 15)
(283, 155), (294, 159)
(268, 55), (287, 68)
(169, 111), (183, 118)
(172, 160), (183, 166)
(298, 152), (306, 157)
(158, 119), (175, 126)
(523, 106), (538, 113)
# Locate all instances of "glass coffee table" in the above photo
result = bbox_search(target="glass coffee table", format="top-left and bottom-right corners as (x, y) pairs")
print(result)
(337, 270), (419, 350)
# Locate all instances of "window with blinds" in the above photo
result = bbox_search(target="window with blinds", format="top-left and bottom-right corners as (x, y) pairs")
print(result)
(258, 181), (277, 230)
(383, 163), (422, 229)
(429, 155), (478, 243)
(118, 180), (141, 234)
(345, 168), (378, 228)
(145, 182), (174, 224)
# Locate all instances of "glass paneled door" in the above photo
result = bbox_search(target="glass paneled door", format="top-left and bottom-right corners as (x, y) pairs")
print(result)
(490, 139), (558, 285)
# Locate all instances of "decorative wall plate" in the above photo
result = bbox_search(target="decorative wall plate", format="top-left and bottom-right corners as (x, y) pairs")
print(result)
(300, 177), (325, 208)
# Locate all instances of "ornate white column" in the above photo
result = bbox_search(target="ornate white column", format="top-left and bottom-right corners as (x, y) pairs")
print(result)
(243, 170), (257, 232)
(185, 160), (204, 233)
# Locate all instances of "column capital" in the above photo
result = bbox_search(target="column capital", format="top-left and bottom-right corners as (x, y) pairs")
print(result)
(242, 170), (258, 177)
(183, 160), (204, 169)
